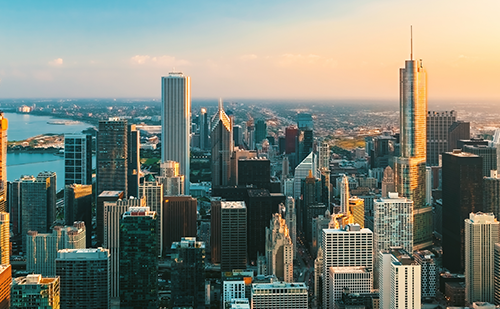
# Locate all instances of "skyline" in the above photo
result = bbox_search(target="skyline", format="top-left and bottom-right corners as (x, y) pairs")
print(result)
(1, 0), (500, 100)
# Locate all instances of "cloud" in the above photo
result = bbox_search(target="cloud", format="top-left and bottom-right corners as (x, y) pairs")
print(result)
(130, 55), (190, 66)
(277, 53), (337, 68)
(48, 58), (63, 66)
(240, 54), (258, 61)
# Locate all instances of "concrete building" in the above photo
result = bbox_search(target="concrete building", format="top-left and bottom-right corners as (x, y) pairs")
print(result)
(64, 133), (92, 185)
(103, 196), (145, 306)
(251, 281), (308, 309)
(379, 247), (421, 309)
(0, 265), (10, 309)
(156, 161), (184, 196)
(329, 267), (372, 309)
(0, 213), (8, 265)
(223, 280), (246, 307)
(26, 222), (86, 277)
(11, 274), (60, 309)
(373, 192), (413, 256)
(221, 201), (247, 272)
(265, 213), (293, 282)
(426, 110), (457, 166)
(448, 121), (470, 151)
(161, 72), (191, 194)
(465, 212), (499, 304)
(395, 57), (432, 251)
(64, 184), (92, 247)
(139, 180), (164, 256)
(381, 166), (395, 198)
(56, 248), (110, 309)
(322, 224), (373, 308)
(414, 249), (437, 298)
(119, 207), (158, 309)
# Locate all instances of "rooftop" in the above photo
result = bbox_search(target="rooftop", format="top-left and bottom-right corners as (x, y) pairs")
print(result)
(252, 281), (307, 290)
(57, 247), (109, 260)
(221, 201), (246, 209)
(98, 191), (123, 197)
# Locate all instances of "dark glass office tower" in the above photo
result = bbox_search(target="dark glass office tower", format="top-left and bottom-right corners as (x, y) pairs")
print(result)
(127, 125), (140, 198)
(442, 150), (483, 273)
(255, 118), (267, 145)
(97, 119), (128, 197)
(211, 100), (233, 188)
(119, 208), (158, 309)
(64, 184), (93, 247)
(426, 111), (456, 166)
(64, 134), (93, 185)
(163, 196), (197, 252)
(171, 237), (205, 309)
(221, 201), (247, 272)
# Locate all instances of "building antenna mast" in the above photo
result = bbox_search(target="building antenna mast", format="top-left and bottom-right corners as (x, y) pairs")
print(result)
(410, 25), (413, 61)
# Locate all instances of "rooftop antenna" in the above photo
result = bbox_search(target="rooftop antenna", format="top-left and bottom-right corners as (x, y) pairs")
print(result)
(219, 98), (223, 111)
(410, 25), (413, 61)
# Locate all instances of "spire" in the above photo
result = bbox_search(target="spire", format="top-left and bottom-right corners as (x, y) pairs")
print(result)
(410, 25), (413, 61)
(307, 169), (314, 179)
(218, 98), (223, 111)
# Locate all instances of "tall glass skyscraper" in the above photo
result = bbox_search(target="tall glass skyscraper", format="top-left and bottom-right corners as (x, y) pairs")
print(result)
(210, 99), (232, 188)
(394, 55), (433, 250)
(161, 72), (191, 194)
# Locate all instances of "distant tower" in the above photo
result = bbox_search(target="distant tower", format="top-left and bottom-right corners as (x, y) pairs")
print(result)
(64, 184), (93, 247)
(211, 99), (233, 188)
(340, 174), (350, 213)
(199, 107), (209, 150)
(64, 134), (92, 185)
(127, 124), (140, 197)
(319, 142), (330, 170)
(161, 72), (191, 194)
(394, 37), (432, 250)
(0, 113), (7, 213)
(381, 166), (395, 198)
(465, 212), (498, 304)
(255, 119), (267, 145)
(220, 201), (247, 272)
(426, 111), (457, 166)
(119, 207), (158, 308)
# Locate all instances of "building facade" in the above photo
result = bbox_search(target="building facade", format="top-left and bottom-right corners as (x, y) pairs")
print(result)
(11, 275), (60, 309)
(161, 72), (191, 194)
(251, 282), (308, 309)
(221, 201), (247, 272)
(163, 196), (197, 253)
(211, 99), (233, 188)
(64, 134), (92, 185)
(265, 213), (293, 282)
(139, 180), (164, 256)
(0, 265), (10, 309)
(426, 110), (457, 166)
(329, 267), (372, 309)
(0, 213), (8, 265)
(64, 184), (92, 247)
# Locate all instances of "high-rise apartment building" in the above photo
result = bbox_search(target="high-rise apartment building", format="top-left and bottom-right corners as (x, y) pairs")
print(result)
(171, 237), (206, 309)
(0, 113), (7, 213)
(119, 207), (158, 309)
(442, 150), (483, 273)
(329, 267), (372, 309)
(251, 282), (308, 309)
(64, 134), (92, 185)
(373, 192), (413, 257)
(97, 119), (128, 197)
(427, 110), (457, 166)
(103, 196), (145, 305)
(0, 265), (10, 309)
(265, 213), (293, 282)
(139, 180), (164, 256)
(321, 224), (373, 308)
(465, 212), (499, 304)
(56, 248), (110, 309)
(463, 145), (497, 177)
(161, 72), (191, 194)
(285, 197), (296, 258)
(0, 213), (8, 265)
(395, 55), (432, 250)
(21, 172), (57, 251)
(221, 201), (247, 272)
(379, 247), (421, 309)
(12, 275), (60, 309)
(211, 100), (233, 188)
(64, 184), (92, 247)
(414, 250), (437, 298)
(26, 222), (86, 277)
(163, 196), (197, 252)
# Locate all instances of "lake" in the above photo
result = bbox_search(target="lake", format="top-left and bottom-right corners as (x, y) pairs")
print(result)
(5, 112), (96, 190)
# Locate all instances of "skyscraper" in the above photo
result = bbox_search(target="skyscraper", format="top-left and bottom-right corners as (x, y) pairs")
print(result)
(448, 121), (470, 151)
(97, 119), (128, 196)
(221, 201), (247, 272)
(211, 99), (233, 188)
(265, 213), (293, 282)
(139, 180), (164, 256)
(161, 72), (191, 194)
(163, 196), (197, 252)
(64, 184), (92, 247)
(119, 207), (158, 309)
(395, 51), (432, 250)
(0, 113), (7, 213)
(381, 166), (395, 198)
(156, 161), (184, 196)
(319, 142), (330, 170)
(442, 150), (483, 273)
(254, 118), (267, 145)
(199, 107), (209, 150)
(463, 145), (497, 177)
(465, 212), (499, 304)
(251, 282), (308, 309)
(0, 213), (8, 265)
(0, 265), (10, 309)
(11, 275), (60, 309)
(127, 124), (140, 198)
(484, 174), (500, 218)
(64, 134), (92, 185)
(426, 110), (457, 166)
(56, 248), (110, 309)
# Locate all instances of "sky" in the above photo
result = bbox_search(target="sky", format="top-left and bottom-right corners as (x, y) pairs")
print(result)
(1, 0), (500, 101)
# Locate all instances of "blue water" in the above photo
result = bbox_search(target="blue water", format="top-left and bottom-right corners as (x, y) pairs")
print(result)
(5, 112), (96, 191)
(5, 112), (94, 141)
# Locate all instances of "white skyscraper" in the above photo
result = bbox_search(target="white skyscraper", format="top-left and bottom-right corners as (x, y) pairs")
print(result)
(379, 247), (421, 309)
(322, 224), (373, 308)
(319, 142), (330, 170)
(161, 72), (191, 194)
(265, 213), (293, 282)
(339, 174), (350, 213)
(465, 212), (499, 304)
(374, 192), (414, 256)
(329, 267), (372, 309)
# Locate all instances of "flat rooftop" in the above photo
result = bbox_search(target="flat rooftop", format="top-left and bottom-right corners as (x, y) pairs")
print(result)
(221, 201), (246, 209)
